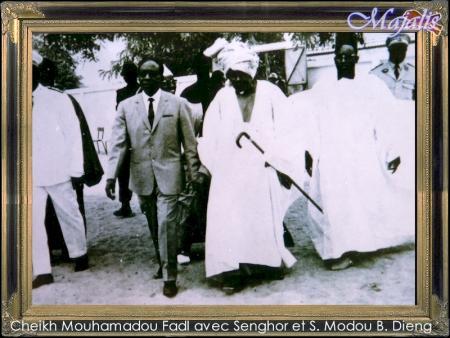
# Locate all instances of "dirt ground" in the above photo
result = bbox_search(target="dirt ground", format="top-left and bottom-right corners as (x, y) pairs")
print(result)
(33, 155), (415, 306)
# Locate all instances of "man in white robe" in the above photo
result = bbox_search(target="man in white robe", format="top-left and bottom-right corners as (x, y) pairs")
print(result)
(197, 41), (296, 293)
(279, 33), (415, 270)
(32, 51), (88, 288)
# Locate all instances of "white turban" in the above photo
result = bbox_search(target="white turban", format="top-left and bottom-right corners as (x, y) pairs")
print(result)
(203, 38), (228, 58)
(216, 40), (260, 78)
(32, 50), (43, 66)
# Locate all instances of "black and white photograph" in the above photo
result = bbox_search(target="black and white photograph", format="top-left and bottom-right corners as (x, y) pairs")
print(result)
(30, 31), (417, 305)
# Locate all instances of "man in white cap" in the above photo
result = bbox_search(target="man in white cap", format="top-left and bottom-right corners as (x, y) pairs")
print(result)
(197, 40), (296, 294)
(32, 50), (88, 288)
(370, 33), (415, 100)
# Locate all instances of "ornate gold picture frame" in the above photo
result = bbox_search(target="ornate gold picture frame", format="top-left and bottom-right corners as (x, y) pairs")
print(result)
(2, 1), (448, 336)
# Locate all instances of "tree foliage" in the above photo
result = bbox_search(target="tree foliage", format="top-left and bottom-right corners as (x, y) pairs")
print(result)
(99, 32), (343, 81)
(33, 32), (362, 89)
(33, 33), (114, 90)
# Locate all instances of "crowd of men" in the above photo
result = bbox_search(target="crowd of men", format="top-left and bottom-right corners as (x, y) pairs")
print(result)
(32, 33), (415, 298)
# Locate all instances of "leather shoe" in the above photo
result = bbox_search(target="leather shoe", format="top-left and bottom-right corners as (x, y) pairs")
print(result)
(163, 281), (178, 298)
(221, 277), (244, 295)
(32, 274), (54, 289)
(330, 257), (353, 271)
(221, 283), (244, 295)
(153, 267), (163, 279)
(74, 254), (89, 272)
(221, 285), (237, 295)
(325, 256), (353, 271)
(113, 205), (134, 218)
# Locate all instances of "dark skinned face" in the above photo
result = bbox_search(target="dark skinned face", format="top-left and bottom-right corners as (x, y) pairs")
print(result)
(162, 76), (177, 94)
(138, 60), (162, 96)
(334, 44), (359, 80)
(226, 69), (256, 96)
(388, 44), (407, 64)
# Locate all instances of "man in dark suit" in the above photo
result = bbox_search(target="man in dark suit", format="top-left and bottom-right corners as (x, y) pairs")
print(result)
(113, 61), (140, 217)
(105, 56), (202, 297)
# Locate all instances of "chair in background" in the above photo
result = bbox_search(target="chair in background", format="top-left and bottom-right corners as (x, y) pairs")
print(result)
(93, 127), (108, 154)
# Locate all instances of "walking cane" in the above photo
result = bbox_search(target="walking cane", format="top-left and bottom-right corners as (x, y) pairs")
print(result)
(236, 131), (323, 214)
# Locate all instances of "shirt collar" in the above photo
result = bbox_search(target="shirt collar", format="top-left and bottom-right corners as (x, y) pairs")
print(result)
(388, 60), (406, 69)
(142, 88), (161, 104)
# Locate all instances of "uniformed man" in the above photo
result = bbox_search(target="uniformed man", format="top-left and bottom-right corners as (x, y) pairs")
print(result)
(370, 33), (415, 100)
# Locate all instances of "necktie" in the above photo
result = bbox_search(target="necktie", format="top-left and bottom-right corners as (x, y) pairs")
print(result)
(394, 64), (400, 79)
(148, 97), (155, 127)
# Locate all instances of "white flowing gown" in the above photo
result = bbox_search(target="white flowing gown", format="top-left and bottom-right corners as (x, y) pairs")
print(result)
(198, 81), (297, 278)
(285, 74), (415, 260)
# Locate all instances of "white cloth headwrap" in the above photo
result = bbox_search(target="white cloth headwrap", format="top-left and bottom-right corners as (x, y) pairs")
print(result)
(203, 38), (228, 58)
(216, 40), (260, 78)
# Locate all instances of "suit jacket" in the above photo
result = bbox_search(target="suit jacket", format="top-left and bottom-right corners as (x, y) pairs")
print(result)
(107, 90), (200, 195)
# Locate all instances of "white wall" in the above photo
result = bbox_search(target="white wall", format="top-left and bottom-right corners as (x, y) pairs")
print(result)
(66, 87), (119, 141)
